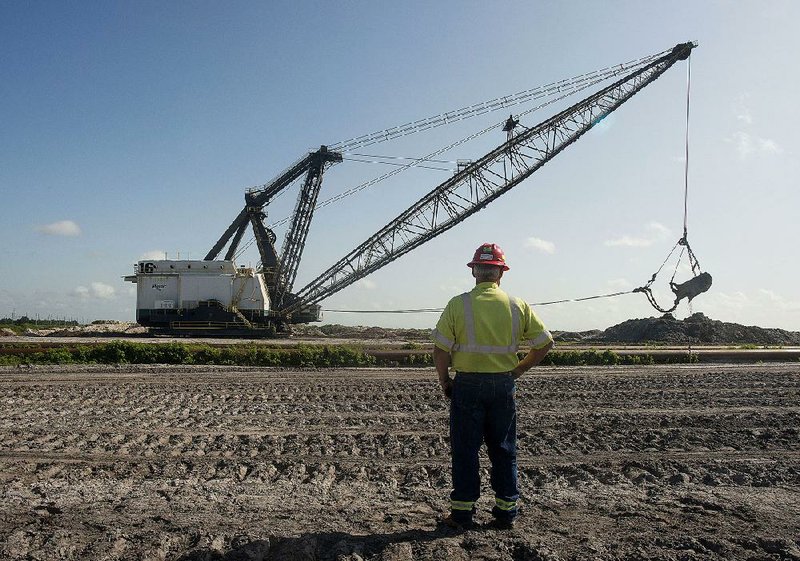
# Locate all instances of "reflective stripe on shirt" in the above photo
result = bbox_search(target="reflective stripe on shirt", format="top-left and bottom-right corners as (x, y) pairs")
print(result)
(524, 330), (553, 349)
(432, 328), (455, 351)
(453, 291), (522, 354)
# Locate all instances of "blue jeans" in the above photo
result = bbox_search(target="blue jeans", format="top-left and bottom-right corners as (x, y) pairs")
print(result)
(449, 372), (518, 523)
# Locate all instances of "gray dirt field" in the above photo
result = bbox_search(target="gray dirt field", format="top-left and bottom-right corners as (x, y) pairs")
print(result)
(1, 364), (799, 561)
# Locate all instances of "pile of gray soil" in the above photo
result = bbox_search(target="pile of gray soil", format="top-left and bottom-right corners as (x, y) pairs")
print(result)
(573, 312), (800, 345)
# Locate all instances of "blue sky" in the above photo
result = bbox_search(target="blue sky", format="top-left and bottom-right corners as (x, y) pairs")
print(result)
(1, 1), (797, 332)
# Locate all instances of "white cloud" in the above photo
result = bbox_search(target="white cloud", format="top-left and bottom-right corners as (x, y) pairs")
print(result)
(605, 222), (671, 248)
(355, 278), (377, 290)
(726, 96), (784, 158)
(757, 289), (781, 303)
(704, 289), (800, 313)
(757, 138), (783, 154)
(698, 288), (800, 330)
(439, 279), (472, 294)
(756, 289), (800, 310)
(604, 235), (653, 248)
(92, 282), (116, 300)
(36, 220), (81, 237)
(139, 250), (168, 260)
(727, 131), (783, 159)
(607, 278), (633, 290)
(733, 93), (753, 125)
(74, 282), (117, 300)
(711, 291), (750, 310)
(646, 222), (671, 239)
(525, 237), (555, 254)
(730, 131), (754, 158)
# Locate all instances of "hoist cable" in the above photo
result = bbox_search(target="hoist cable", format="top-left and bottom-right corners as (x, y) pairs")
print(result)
(633, 51), (702, 315)
(329, 50), (668, 152)
(322, 289), (639, 314)
(683, 55), (691, 238)
(322, 308), (444, 314)
(345, 153), (457, 165)
(267, 68), (625, 232)
(342, 156), (453, 172)
(530, 290), (635, 306)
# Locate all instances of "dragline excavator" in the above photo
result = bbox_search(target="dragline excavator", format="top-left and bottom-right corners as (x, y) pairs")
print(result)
(126, 42), (697, 335)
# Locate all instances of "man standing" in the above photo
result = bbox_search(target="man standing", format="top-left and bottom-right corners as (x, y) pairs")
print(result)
(432, 243), (553, 530)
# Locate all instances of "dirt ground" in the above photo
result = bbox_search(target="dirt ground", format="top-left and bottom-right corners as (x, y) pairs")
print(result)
(1, 364), (798, 561)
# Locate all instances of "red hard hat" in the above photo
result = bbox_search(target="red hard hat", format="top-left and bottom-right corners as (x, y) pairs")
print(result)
(467, 243), (509, 271)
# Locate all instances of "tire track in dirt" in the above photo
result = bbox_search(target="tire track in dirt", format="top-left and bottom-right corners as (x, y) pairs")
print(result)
(1, 364), (799, 560)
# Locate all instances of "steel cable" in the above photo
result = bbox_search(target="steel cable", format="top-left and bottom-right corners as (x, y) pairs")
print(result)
(329, 50), (668, 152)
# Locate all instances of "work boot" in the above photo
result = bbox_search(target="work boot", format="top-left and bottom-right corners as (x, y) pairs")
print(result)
(486, 517), (515, 530)
(441, 514), (477, 531)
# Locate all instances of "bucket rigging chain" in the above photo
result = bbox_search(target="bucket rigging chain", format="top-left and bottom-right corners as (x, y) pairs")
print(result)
(632, 234), (711, 314)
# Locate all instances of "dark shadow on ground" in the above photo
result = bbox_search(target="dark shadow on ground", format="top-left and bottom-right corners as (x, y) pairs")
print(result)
(174, 522), (482, 561)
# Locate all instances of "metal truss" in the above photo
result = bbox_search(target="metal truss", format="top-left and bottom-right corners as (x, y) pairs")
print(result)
(205, 146), (341, 304)
(285, 42), (696, 314)
(274, 147), (341, 307)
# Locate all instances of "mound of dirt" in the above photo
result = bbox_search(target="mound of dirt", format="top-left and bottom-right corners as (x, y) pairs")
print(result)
(13, 314), (800, 346)
(23, 322), (148, 338)
(309, 314), (800, 346)
(552, 329), (603, 343)
(595, 312), (800, 345)
(299, 323), (433, 341)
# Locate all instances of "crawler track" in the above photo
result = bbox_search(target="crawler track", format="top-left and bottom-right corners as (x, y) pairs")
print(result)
(1, 364), (799, 560)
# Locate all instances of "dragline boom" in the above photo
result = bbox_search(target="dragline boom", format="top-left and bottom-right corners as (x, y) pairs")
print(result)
(283, 42), (696, 316)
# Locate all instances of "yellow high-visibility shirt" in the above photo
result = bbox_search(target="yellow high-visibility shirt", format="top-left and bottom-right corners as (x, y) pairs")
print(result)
(432, 282), (552, 373)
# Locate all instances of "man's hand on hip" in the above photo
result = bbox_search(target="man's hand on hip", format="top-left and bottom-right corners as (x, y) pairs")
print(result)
(433, 346), (453, 399)
(440, 377), (453, 399)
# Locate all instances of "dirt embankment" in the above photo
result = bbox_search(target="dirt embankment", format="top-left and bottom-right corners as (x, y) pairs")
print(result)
(591, 313), (800, 345)
(8, 313), (800, 346)
(551, 313), (800, 346)
(1, 364), (799, 560)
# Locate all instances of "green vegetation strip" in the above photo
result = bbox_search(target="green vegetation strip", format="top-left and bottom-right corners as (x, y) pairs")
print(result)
(0, 341), (700, 367)
(0, 341), (376, 368)
(0, 318), (81, 334)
